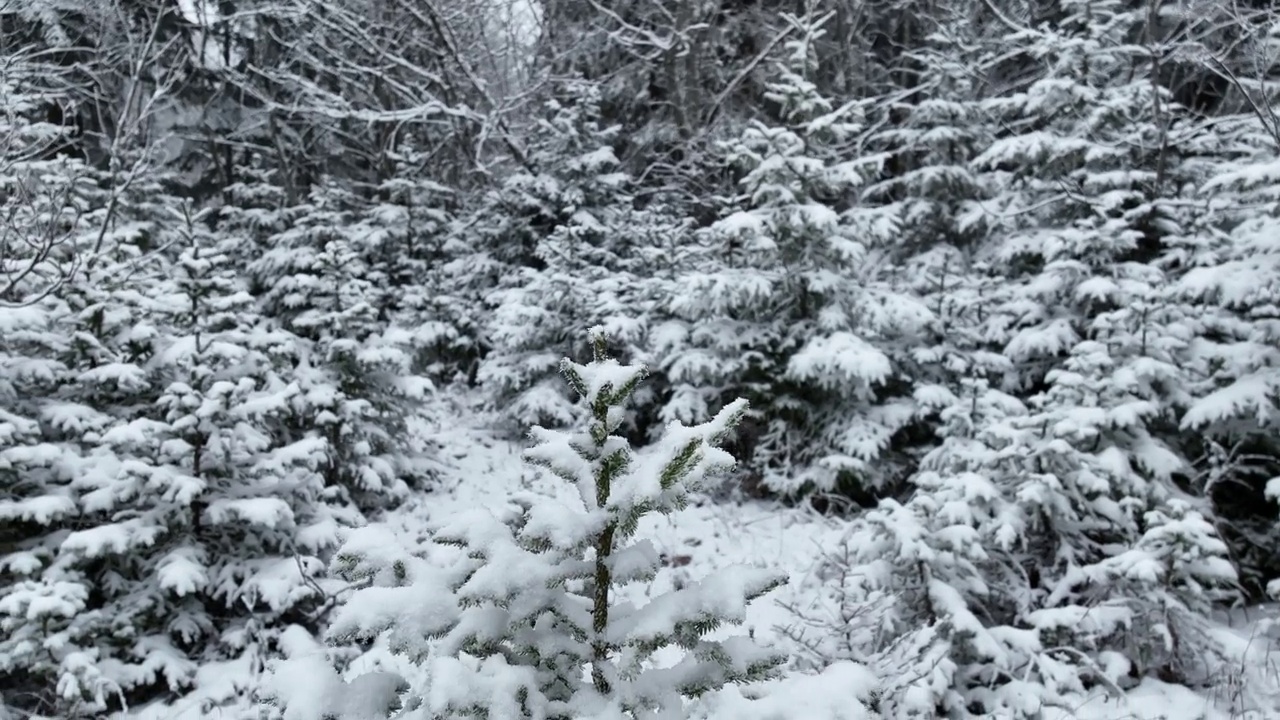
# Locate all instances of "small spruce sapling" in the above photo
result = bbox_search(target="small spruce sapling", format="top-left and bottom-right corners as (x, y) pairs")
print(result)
(265, 329), (786, 720)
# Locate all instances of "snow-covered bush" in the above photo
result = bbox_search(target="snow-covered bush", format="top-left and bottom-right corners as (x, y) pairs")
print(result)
(657, 13), (930, 498)
(0, 61), (180, 712)
(1, 173), (438, 715)
(1175, 140), (1280, 599)
(780, 372), (1239, 717)
(344, 154), (475, 383)
(231, 181), (439, 510)
(476, 85), (680, 433)
(266, 329), (787, 719)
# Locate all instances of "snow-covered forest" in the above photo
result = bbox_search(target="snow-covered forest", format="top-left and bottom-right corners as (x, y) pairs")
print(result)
(4, 0), (1280, 717)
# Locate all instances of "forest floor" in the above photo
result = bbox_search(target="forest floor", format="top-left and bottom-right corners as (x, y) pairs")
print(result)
(131, 402), (1280, 720)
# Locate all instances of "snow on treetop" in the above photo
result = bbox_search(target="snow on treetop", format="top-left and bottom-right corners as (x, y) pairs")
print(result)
(560, 355), (647, 407)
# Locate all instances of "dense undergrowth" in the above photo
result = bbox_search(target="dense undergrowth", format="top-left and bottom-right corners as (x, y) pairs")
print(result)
(5, 0), (1280, 716)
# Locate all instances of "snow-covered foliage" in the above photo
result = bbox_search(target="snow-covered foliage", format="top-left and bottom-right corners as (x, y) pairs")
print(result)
(266, 331), (787, 719)
(1, 105), (438, 717)
(1173, 114), (1280, 595)
(657, 13), (930, 497)
(768, 0), (1271, 713)
(0, 180), (434, 715)
(476, 85), (683, 433)
(781, 375), (1240, 716)
(348, 153), (475, 382)
(8, 0), (1280, 716)
(0, 60), (178, 712)
(229, 180), (439, 510)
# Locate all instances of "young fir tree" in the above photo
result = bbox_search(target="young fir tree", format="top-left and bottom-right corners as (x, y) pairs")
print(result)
(803, 380), (1064, 718)
(476, 83), (680, 434)
(346, 146), (477, 383)
(237, 180), (437, 512)
(265, 330), (786, 720)
(5, 190), (384, 718)
(117, 205), (375, 707)
(855, 4), (996, 260)
(968, 0), (1210, 397)
(0, 56), (185, 711)
(840, 11), (1014, 504)
(659, 12), (930, 497)
(1174, 117), (1280, 599)
(0, 78), (108, 713)
(784, 357), (1238, 716)
(1008, 341), (1238, 686)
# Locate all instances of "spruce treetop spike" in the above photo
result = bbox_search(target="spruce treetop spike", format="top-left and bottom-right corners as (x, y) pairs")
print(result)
(588, 325), (609, 363)
(558, 329), (648, 412)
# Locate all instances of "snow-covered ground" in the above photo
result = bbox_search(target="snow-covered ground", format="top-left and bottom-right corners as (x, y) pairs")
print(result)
(130, 410), (1280, 720)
